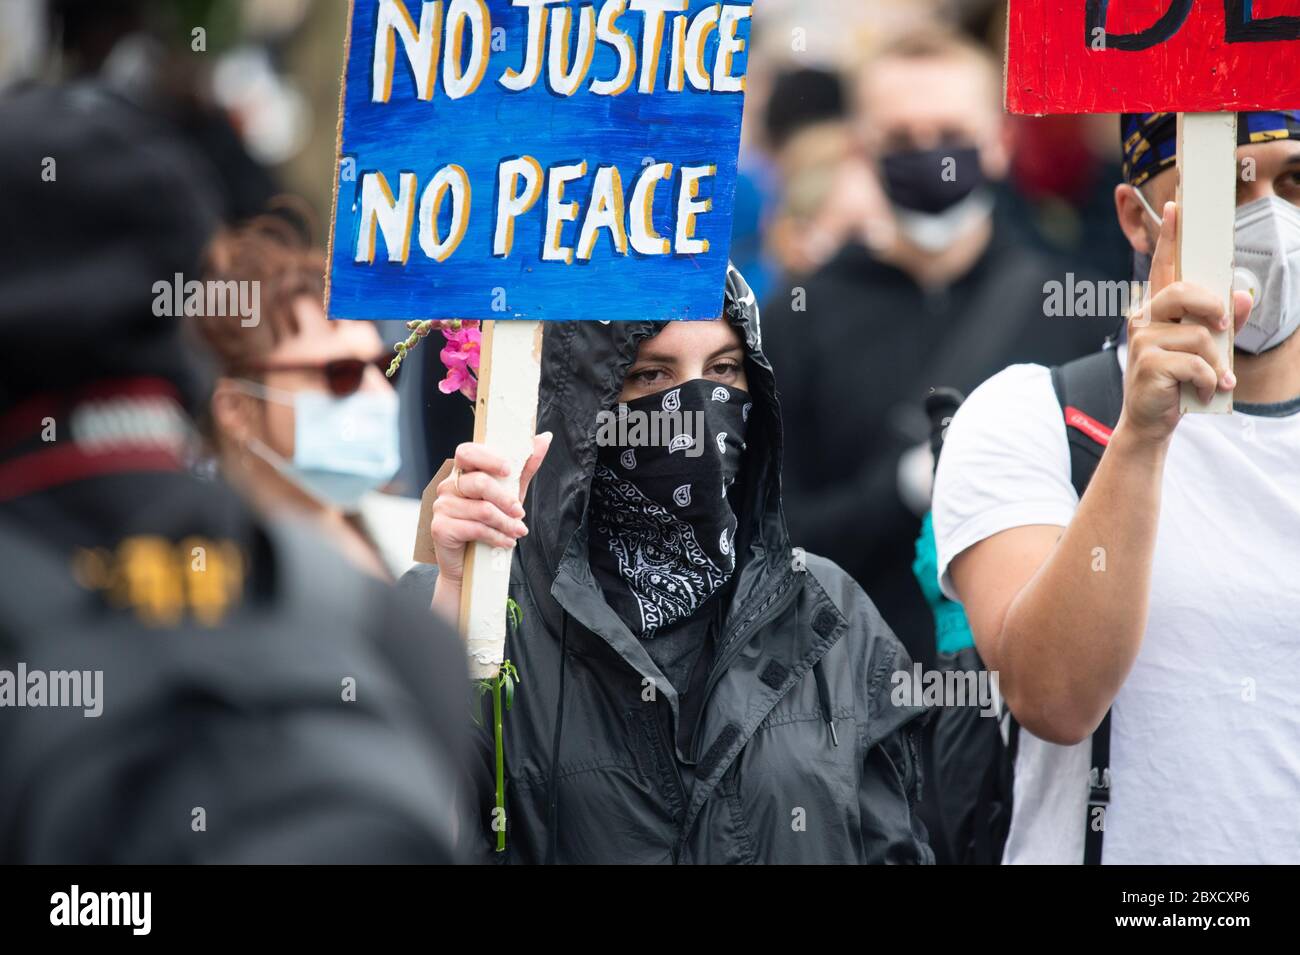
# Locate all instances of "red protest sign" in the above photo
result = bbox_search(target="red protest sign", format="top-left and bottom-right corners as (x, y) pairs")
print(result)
(1007, 1), (1300, 114)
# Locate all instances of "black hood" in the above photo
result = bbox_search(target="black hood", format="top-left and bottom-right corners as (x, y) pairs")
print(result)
(519, 265), (792, 641)
(0, 82), (221, 412)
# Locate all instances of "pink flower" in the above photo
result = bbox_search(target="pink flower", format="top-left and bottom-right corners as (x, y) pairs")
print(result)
(437, 321), (481, 401)
(438, 364), (476, 401)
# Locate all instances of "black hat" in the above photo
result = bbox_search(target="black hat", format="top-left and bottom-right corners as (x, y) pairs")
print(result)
(764, 67), (846, 151)
(0, 82), (221, 410)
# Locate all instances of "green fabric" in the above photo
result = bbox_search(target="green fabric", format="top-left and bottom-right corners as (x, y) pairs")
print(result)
(912, 511), (975, 655)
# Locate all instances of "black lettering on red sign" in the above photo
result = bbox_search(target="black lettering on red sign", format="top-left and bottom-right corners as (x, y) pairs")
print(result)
(1084, 0), (1193, 50)
(1225, 0), (1300, 43)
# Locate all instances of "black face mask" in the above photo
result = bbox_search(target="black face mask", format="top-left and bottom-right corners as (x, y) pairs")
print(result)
(588, 378), (752, 638)
(879, 144), (985, 215)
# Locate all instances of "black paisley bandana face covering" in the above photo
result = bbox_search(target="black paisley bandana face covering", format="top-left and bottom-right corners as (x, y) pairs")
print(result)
(588, 378), (752, 638)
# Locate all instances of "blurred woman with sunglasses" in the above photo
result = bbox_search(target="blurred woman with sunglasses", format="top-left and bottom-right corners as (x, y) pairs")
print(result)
(195, 214), (411, 580)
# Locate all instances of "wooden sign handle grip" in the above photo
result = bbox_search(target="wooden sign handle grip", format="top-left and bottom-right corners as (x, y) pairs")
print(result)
(457, 319), (544, 680)
(1176, 112), (1237, 415)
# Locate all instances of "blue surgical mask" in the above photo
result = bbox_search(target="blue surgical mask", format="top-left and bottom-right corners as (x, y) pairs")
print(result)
(233, 380), (401, 510)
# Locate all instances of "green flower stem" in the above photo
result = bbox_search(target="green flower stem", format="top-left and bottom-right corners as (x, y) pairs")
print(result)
(386, 318), (465, 378)
(493, 674), (506, 853)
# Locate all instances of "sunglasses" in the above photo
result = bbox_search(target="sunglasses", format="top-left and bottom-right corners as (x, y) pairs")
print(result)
(243, 355), (397, 397)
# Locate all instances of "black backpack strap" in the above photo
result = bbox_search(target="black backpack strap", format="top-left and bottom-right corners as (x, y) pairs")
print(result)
(926, 387), (965, 472)
(1049, 349), (1124, 492)
(1048, 348), (1123, 865)
(1084, 710), (1112, 865)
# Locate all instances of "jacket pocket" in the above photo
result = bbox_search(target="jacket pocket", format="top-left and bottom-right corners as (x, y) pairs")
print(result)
(730, 712), (863, 862)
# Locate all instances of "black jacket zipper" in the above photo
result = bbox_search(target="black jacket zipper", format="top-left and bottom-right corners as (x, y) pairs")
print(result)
(699, 568), (800, 709)
(669, 572), (803, 863)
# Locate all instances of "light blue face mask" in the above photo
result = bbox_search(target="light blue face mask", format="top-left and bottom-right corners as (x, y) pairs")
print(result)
(233, 380), (401, 511)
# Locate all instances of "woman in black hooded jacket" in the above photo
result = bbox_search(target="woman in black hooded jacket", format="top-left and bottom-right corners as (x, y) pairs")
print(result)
(404, 265), (933, 863)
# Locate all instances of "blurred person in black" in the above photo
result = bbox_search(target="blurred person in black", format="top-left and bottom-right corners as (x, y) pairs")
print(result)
(763, 67), (846, 155)
(763, 30), (1112, 672)
(947, 0), (1131, 280)
(0, 82), (468, 863)
(51, 0), (279, 222)
(761, 68), (885, 281)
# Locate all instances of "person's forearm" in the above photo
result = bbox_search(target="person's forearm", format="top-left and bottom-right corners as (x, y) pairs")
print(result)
(996, 421), (1169, 743)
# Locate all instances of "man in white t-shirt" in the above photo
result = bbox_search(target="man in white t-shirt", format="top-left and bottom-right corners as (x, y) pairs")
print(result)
(932, 111), (1300, 864)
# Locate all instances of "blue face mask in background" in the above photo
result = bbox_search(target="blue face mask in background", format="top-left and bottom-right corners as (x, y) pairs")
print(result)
(234, 381), (401, 511)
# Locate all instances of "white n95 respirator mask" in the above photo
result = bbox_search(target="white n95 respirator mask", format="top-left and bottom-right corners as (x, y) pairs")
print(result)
(1233, 196), (1300, 355)
(1132, 190), (1300, 354)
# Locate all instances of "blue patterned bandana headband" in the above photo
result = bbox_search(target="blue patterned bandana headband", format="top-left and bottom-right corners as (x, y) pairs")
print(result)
(1121, 110), (1300, 187)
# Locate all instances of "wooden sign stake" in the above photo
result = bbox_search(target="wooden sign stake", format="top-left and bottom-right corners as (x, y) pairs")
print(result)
(1175, 111), (1238, 415)
(458, 319), (544, 679)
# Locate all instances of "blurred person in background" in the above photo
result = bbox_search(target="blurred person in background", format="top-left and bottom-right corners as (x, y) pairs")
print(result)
(0, 0), (46, 90)
(0, 82), (468, 863)
(764, 66), (847, 153)
(763, 29), (1110, 673)
(1002, 114), (1132, 282)
(51, 0), (281, 222)
(195, 213), (419, 581)
(944, 0), (1131, 279)
(761, 67), (886, 280)
(766, 121), (884, 280)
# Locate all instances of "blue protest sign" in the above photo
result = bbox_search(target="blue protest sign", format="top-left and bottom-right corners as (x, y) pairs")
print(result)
(326, 0), (752, 323)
